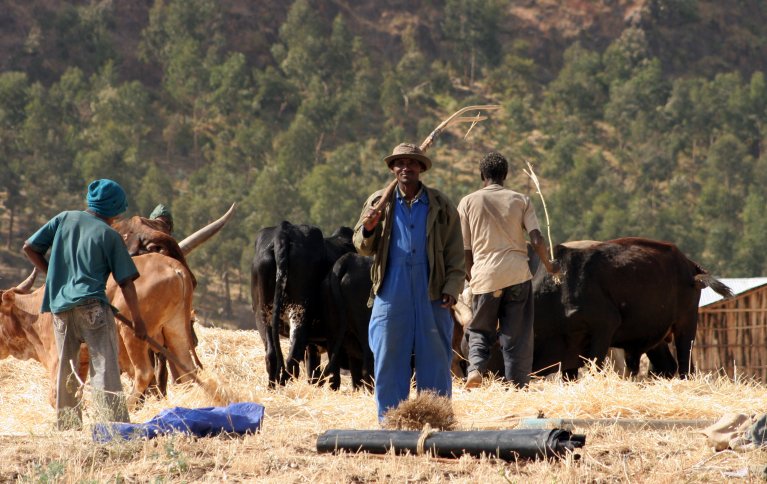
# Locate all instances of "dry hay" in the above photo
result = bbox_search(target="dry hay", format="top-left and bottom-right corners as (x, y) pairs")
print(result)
(382, 391), (456, 431)
(1, 326), (767, 482)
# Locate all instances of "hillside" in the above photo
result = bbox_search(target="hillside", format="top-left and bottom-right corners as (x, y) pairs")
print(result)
(4, 0), (767, 85)
(3, 0), (767, 321)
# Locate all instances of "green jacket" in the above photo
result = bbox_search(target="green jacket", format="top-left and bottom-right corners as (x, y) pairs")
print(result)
(353, 184), (465, 307)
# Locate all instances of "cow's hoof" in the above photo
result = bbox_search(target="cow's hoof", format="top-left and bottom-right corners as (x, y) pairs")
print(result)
(278, 371), (291, 386)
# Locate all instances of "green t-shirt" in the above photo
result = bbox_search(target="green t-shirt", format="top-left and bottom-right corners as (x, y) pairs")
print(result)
(25, 210), (138, 314)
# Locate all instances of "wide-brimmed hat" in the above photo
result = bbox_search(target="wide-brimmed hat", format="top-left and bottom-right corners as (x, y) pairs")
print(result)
(383, 143), (432, 171)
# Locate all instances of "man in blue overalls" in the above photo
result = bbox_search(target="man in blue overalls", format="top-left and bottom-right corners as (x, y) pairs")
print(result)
(354, 143), (465, 421)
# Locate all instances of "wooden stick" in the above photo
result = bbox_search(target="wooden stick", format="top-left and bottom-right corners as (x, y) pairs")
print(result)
(419, 104), (501, 151)
(523, 161), (554, 262)
(114, 313), (229, 404)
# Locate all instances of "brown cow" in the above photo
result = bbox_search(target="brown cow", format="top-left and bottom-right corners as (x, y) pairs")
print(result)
(0, 270), (66, 399)
(113, 203), (236, 393)
(0, 253), (198, 408)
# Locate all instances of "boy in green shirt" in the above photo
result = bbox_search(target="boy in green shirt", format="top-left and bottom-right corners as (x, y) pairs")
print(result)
(23, 179), (147, 430)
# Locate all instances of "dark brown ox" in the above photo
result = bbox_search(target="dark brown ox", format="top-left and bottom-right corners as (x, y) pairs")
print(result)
(452, 238), (733, 381)
(111, 203), (238, 289)
(112, 217), (197, 287)
(531, 237), (733, 379)
(0, 253), (199, 408)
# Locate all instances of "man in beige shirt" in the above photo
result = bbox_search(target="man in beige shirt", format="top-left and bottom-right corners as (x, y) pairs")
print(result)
(457, 152), (559, 388)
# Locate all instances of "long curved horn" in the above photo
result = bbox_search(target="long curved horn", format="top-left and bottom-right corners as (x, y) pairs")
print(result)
(15, 268), (38, 293)
(178, 203), (237, 255)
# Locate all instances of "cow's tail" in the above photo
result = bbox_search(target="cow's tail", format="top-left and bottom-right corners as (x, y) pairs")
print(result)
(695, 273), (734, 299)
(271, 224), (291, 373)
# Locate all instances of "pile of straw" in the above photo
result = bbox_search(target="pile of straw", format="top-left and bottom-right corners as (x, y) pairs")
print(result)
(382, 391), (457, 431)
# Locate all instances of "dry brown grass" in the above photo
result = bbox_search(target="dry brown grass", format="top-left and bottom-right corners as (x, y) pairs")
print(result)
(382, 391), (457, 431)
(2, 326), (767, 482)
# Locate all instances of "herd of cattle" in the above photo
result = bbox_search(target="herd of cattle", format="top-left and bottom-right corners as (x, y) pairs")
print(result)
(0, 210), (733, 409)
(250, 223), (733, 388)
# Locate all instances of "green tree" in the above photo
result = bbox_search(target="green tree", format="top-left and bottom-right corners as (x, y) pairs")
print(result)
(134, 164), (175, 218)
(248, 164), (304, 230)
(646, 0), (699, 26)
(602, 28), (650, 84)
(604, 58), (669, 145)
(140, 0), (224, 166)
(697, 134), (752, 272)
(380, 70), (403, 123)
(272, 0), (329, 89)
(442, 0), (502, 85)
(21, 82), (80, 214)
(748, 72), (767, 158)
(273, 113), (321, 178)
(253, 66), (299, 120)
(176, 161), (250, 287)
(735, 190), (767, 275)
(662, 77), (714, 165)
(485, 40), (539, 97)
(299, 142), (385, 232)
(75, 65), (154, 200)
(0, 72), (29, 248)
(27, 3), (117, 82)
(547, 149), (625, 242)
(544, 43), (606, 128)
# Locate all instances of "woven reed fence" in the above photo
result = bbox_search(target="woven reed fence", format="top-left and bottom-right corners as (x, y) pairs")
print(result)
(694, 285), (767, 382)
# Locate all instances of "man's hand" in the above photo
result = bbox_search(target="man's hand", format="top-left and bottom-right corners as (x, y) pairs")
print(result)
(441, 293), (456, 308)
(363, 208), (382, 232)
(547, 259), (561, 274)
(119, 278), (148, 340)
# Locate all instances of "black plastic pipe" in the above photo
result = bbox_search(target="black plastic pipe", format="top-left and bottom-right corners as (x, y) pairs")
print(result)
(316, 428), (586, 460)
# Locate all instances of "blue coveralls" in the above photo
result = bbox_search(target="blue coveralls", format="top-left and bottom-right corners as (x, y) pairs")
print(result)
(369, 190), (454, 421)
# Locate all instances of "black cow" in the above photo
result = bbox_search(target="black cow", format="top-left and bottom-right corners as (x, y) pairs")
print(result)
(320, 252), (469, 389)
(305, 227), (357, 384)
(321, 252), (375, 390)
(530, 237), (733, 379)
(250, 221), (354, 387)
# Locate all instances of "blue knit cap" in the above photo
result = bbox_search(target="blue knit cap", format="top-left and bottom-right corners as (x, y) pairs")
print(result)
(86, 179), (128, 217)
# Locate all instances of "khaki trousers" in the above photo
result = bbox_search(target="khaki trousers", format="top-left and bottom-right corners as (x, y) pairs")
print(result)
(53, 300), (129, 430)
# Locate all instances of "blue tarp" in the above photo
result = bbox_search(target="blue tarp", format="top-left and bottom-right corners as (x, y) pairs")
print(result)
(93, 402), (265, 442)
